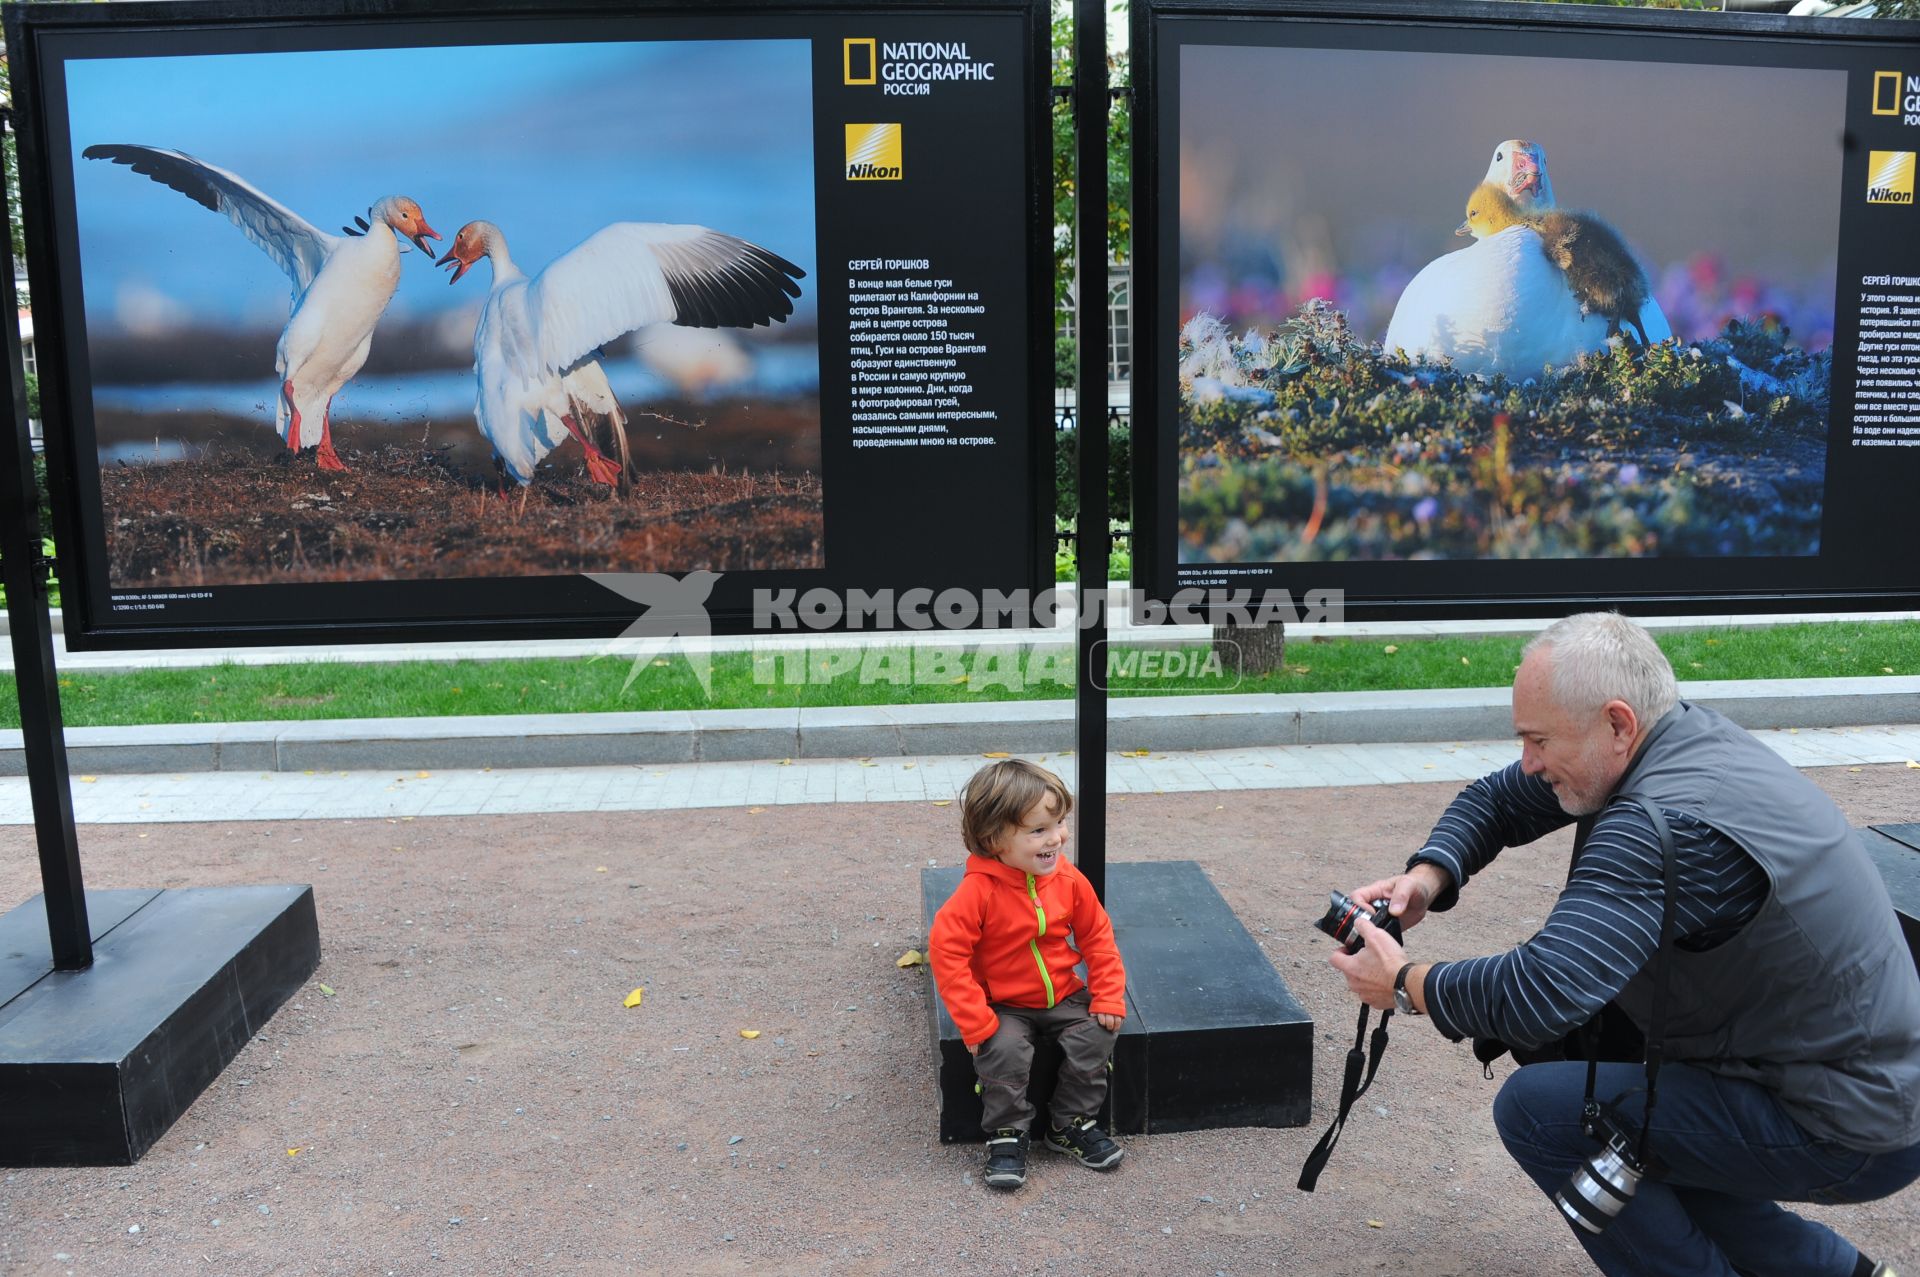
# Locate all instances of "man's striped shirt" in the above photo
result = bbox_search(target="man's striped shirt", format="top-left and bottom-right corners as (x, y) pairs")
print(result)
(1413, 762), (1770, 1048)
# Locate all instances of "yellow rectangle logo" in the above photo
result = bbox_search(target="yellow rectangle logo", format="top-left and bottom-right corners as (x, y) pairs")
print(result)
(846, 123), (902, 180)
(844, 38), (877, 86)
(1868, 150), (1916, 204)
(1873, 70), (1903, 117)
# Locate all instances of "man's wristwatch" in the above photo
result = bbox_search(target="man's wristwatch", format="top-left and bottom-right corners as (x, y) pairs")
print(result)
(1393, 962), (1422, 1016)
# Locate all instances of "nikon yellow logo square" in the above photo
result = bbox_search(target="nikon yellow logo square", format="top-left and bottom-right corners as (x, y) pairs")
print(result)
(844, 38), (877, 86)
(846, 124), (902, 181)
(1874, 70), (1903, 117)
(1868, 150), (1915, 205)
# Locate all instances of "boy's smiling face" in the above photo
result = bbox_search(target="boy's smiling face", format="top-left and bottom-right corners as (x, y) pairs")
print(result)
(990, 797), (1070, 877)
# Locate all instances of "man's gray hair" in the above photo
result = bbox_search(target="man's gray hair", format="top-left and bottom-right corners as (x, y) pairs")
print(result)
(1522, 612), (1678, 726)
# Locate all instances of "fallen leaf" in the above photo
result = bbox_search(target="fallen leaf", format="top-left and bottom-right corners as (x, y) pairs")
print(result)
(859, 759), (876, 768)
(595, 866), (608, 873)
(1366, 1219), (1384, 1229)
(897, 950), (925, 968)
(1383, 644), (1398, 655)
(624, 988), (646, 1009)
(79, 776), (97, 784)
(982, 751), (1011, 759)
(1884, 667), (1896, 674)
(903, 763), (917, 770)
(748, 806), (767, 814)
(318, 983), (336, 997)
(950, 675), (968, 684)
(1119, 748), (1152, 758)
(932, 800), (953, 807)
(416, 771), (431, 779)
(739, 1029), (761, 1040)
(1907, 760), (1920, 770)
(287, 1147), (302, 1157)
(1850, 767), (1864, 773)
(1460, 657), (1470, 666)
(778, 758), (793, 766)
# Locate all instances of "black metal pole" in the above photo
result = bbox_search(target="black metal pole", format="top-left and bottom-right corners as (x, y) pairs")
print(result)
(0, 110), (91, 970)
(1072, 0), (1110, 900)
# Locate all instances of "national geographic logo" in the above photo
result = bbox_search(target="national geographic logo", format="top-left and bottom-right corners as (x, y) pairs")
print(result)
(846, 124), (902, 181)
(844, 38), (877, 86)
(841, 37), (996, 96)
(1873, 69), (1920, 126)
(1868, 150), (1916, 205)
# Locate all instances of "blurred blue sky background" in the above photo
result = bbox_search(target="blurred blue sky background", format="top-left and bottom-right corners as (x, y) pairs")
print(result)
(68, 38), (817, 335)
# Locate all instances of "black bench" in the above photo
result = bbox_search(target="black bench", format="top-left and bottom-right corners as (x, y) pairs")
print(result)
(0, 885), (319, 1166)
(920, 859), (1312, 1141)
(1862, 824), (1920, 978)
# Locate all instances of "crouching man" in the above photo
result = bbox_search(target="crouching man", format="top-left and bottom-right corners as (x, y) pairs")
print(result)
(1333, 612), (1920, 1277)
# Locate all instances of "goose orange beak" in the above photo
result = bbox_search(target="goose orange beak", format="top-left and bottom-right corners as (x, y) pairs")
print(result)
(437, 248), (473, 284)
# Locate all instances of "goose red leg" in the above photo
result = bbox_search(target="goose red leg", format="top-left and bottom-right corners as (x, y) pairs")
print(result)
(559, 413), (623, 486)
(315, 398), (348, 472)
(282, 380), (302, 452)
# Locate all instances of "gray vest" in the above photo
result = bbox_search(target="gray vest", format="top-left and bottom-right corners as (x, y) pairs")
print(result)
(1609, 702), (1920, 1152)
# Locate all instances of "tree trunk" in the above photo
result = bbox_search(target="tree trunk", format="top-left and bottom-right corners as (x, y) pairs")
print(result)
(1212, 617), (1286, 678)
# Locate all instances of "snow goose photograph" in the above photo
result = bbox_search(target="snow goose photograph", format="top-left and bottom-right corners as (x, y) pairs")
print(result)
(65, 38), (818, 591)
(1174, 40), (1843, 567)
(434, 218), (804, 500)
(84, 144), (440, 474)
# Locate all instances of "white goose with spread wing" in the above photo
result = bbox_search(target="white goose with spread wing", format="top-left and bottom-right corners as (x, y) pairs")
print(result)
(84, 143), (439, 471)
(436, 220), (804, 489)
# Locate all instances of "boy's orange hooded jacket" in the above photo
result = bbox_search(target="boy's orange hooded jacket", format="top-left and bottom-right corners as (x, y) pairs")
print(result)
(928, 853), (1127, 1046)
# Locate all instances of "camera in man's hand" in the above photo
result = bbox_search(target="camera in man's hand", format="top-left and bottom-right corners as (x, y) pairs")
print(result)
(1314, 890), (1403, 955)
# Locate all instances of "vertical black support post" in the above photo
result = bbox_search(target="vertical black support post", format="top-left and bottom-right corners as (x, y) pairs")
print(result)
(0, 110), (92, 970)
(1072, 0), (1110, 900)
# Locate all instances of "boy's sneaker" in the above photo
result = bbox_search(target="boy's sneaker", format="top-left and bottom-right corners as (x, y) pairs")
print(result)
(982, 1129), (1029, 1190)
(1043, 1116), (1124, 1170)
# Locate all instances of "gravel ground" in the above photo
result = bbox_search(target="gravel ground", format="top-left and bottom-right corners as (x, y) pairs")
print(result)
(2, 764), (1916, 1276)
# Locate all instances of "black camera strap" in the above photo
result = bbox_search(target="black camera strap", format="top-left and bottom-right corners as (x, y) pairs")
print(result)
(1580, 793), (1678, 1168)
(1297, 1001), (1392, 1192)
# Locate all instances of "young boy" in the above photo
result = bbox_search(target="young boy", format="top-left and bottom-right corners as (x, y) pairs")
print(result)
(928, 758), (1128, 1190)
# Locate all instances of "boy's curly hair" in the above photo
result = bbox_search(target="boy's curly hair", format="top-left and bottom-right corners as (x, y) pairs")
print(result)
(959, 758), (1074, 858)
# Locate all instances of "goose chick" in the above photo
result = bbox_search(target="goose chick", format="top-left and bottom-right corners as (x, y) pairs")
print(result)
(1461, 182), (1653, 347)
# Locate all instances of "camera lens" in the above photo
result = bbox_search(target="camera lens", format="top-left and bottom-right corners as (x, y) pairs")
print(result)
(1313, 891), (1368, 952)
(1555, 1139), (1642, 1234)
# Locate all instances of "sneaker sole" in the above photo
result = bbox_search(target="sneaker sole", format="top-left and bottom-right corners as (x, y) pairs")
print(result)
(983, 1171), (1027, 1190)
(1043, 1141), (1124, 1170)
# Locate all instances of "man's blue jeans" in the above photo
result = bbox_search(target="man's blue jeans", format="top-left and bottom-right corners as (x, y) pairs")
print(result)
(1493, 1060), (1920, 1276)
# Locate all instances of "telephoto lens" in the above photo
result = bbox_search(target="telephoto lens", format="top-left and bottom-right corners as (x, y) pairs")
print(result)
(1312, 890), (1401, 955)
(1555, 1127), (1645, 1234)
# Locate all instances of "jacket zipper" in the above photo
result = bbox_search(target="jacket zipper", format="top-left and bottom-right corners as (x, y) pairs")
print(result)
(1026, 873), (1056, 1008)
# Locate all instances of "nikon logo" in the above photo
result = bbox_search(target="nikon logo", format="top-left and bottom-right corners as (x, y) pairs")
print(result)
(1868, 150), (1916, 205)
(845, 123), (902, 181)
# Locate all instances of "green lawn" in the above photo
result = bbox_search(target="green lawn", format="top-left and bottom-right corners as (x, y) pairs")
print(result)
(4, 620), (1914, 729)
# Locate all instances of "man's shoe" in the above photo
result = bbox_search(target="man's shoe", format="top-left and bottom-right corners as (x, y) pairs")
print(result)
(982, 1128), (1029, 1190)
(1043, 1116), (1124, 1170)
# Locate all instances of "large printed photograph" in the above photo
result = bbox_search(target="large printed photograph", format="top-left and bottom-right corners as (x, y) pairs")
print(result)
(1176, 43), (1844, 566)
(68, 37), (821, 589)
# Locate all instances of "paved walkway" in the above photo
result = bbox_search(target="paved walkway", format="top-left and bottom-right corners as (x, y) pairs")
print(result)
(7, 722), (1916, 825)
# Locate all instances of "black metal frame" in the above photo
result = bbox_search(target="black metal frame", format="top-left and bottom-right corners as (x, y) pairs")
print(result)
(1073, 0), (1110, 897)
(1131, 0), (1920, 621)
(0, 109), (91, 970)
(5, 0), (1057, 649)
